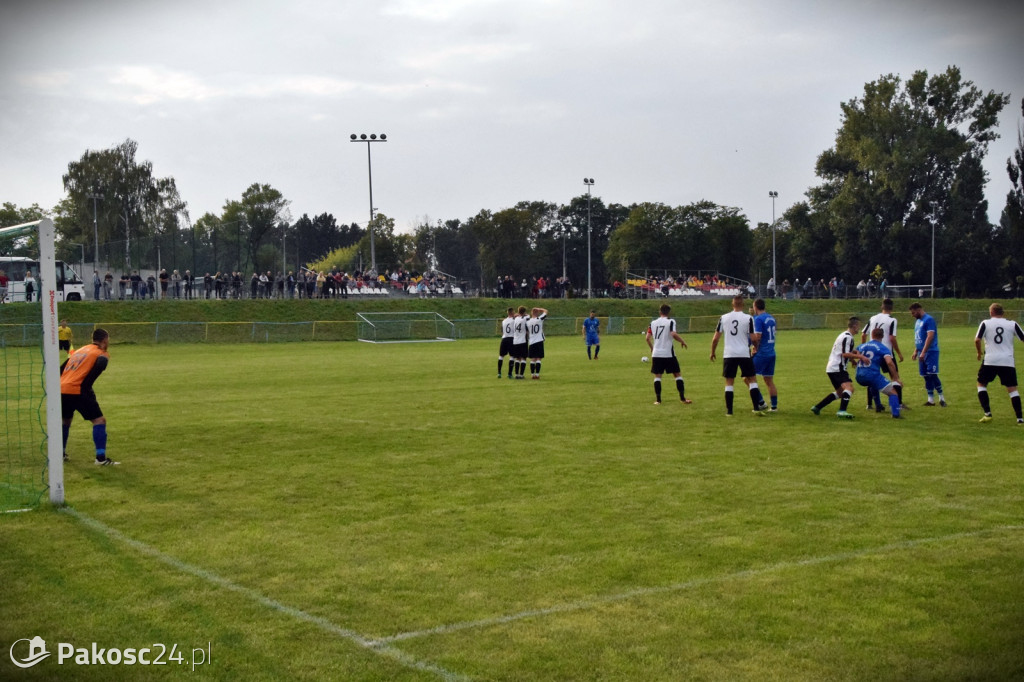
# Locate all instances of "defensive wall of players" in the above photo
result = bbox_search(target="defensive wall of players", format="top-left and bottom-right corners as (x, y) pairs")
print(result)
(1, 309), (1018, 346)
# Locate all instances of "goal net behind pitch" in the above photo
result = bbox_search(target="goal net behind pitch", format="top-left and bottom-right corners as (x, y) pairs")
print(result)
(0, 219), (63, 510)
(357, 312), (456, 343)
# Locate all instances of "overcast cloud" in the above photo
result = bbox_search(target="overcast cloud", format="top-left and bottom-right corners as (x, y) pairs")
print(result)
(1, 0), (1022, 234)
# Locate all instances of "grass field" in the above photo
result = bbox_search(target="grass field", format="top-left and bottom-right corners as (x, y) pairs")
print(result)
(2, 328), (1023, 681)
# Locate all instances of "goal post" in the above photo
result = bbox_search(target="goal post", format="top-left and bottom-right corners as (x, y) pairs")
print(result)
(356, 312), (456, 343)
(0, 218), (64, 508)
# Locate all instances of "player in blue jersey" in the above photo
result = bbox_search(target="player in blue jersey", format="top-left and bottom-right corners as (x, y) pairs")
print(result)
(909, 302), (945, 406)
(582, 310), (601, 360)
(855, 327), (904, 419)
(751, 298), (778, 411)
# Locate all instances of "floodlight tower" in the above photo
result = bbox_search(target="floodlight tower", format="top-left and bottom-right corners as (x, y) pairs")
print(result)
(584, 177), (595, 299)
(87, 186), (103, 268)
(350, 133), (387, 274)
(769, 190), (778, 296)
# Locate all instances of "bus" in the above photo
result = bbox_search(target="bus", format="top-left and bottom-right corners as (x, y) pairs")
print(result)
(0, 257), (87, 302)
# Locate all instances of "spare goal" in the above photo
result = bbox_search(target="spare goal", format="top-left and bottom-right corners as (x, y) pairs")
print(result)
(357, 312), (456, 343)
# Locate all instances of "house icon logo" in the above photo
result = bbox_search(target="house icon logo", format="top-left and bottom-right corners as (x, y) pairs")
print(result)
(9, 636), (51, 668)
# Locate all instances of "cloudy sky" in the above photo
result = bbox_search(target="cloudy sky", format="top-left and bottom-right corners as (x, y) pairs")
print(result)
(1, 0), (1022, 234)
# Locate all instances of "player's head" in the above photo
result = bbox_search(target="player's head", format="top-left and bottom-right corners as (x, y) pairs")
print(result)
(871, 327), (885, 340)
(92, 328), (109, 349)
(990, 303), (1004, 317)
(909, 302), (924, 319)
(731, 295), (744, 310)
(517, 306), (527, 316)
(506, 307), (514, 316)
(753, 298), (766, 312)
(848, 316), (860, 331)
(531, 307), (541, 317)
(881, 298), (894, 312)
(659, 304), (671, 316)
(589, 310), (596, 318)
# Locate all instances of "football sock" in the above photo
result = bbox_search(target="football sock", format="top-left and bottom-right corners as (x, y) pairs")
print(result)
(1011, 391), (1022, 420)
(594, 345), (600, 359)
(654, 377), (662, 402)
(62, 423), (70, 453)
(770, 394), (778, 409)
(840, 390), (851, 411)
(725, 385), (734, 414)
(676, 377), (685, 400)
(587, 347), (592, 359)
(93, 423), (107, 458)
(888, 393), (900, 418)
(815, 393), (838, 411)
(498, 358), (504, 375)
(748, 382), (763, 409)
(978, 387), (991, 414)
(534, 361), (541, 377)
(894, 383), (903, 405)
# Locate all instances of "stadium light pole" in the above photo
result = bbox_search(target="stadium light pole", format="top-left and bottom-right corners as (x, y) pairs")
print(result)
(584, 177), (595, 299)
(769, 191), (778, 296)
(350, 133), (387, 274)
(87, 187), (102, 268)
(930, 221), (935, 298)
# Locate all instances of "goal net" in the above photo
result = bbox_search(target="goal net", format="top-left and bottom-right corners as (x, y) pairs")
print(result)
(357, 311), (456, 343)
(1, 219), (63, 510)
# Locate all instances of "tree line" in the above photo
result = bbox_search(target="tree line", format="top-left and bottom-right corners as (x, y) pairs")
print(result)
(3, 66), (1023, 296)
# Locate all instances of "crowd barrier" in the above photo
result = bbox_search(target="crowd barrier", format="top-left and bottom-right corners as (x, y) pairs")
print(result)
(2, 310), (1016, 347)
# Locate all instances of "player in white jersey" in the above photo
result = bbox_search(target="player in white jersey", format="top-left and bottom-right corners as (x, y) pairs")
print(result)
(645, 304), (691, 405)
(811, 316), (865, 418)
(861, 298), (905, 411)
(527, 307), (548, 379)
(497, 307), (516, 379)
(510, 305), (530, 380)
(710, 295), (766, 416)
(974, 302), (1024, 424)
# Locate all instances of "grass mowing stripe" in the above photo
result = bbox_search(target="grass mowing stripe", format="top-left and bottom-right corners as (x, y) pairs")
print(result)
(59, 506), (471, 682)
(374, 524), (1024, 645)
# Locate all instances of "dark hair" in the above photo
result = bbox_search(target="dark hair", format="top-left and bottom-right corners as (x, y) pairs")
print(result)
(882, 298), (894, 311)
(753, 298), (766, 311)
(909, 302), (923, 311)
(660, 304), (671, 315)
(848, 316), (860, 328)
(92, 328), (109, 343)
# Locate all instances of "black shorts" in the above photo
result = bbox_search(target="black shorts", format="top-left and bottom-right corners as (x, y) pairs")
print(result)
(882, 357), (898, 375)
(59, 340), (71, 351)
(827, 370), (852, 391)
(511, 342), (528, 359)
(722, 357), (756, 379)
(651, 356), (680, 375)
(528, 341), (545, 359)
(977, 364), (1018, 387)
(61, 392), (103, 421)
(499, 337), (514, 356)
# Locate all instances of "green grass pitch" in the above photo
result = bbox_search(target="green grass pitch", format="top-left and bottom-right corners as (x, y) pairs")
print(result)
(2, 328), (1023, 680)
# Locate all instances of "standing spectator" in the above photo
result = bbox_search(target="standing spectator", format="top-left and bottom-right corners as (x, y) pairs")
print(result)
(710, 295), (767, 416)
(204, 273), (214, 299)
(857, 279), (867, 298)
(974, 303), (1024, 424)
(811, 316), (864, 419)
(103, 271), (114, 300)
(171, 270), (182, 298)
(856, 327), (903, 419)
(183, 270), (193, 299)
(0, 269), (8, 303)
(159, 268), (169, 298)
(117, 272), (128, 300)
(147, 274), (156, 299)
(92, 270), (101, 300)
(751, 298), (778, 411)
(910, 302), (946, 407)
(24, 270), (36, 302)
(250, 272), (259, 299)
(766, 276), (775, 298)
(645, 304), (691, 405)
(130, 270), (142, 300)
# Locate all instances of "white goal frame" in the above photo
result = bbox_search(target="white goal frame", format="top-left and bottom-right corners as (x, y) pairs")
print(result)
(0, 218), (63, 505)
(356, 311), (456, 344)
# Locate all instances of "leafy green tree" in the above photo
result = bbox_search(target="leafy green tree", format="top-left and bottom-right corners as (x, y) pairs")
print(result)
(785, 201), (838, 282)
(221, 183), (290, 273)
(0, 202), (49, 256)
(811, 67), (1008, 288)
(412, 218), (480, 284)
(468, 202), (555, 286)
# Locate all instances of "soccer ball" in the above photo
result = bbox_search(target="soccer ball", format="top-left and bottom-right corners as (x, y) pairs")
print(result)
(641, 356), (649, 363)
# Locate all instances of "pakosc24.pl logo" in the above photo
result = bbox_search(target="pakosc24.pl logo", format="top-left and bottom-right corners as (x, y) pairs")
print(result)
(10, 636), (211, 670)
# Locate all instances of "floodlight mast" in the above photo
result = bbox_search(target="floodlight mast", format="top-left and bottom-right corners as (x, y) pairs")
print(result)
(584, 178), (595, 299)
(769, 191), (778, 296)
(350, 133), (387, 274)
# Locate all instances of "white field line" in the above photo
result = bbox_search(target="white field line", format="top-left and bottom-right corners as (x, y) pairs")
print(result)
(60, 506), (470, 682)
(373, 524), (1024, 645)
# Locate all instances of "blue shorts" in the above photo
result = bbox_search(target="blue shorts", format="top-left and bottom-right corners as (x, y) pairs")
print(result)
(856, 370), (892, 393)
(917, 351), (939, 376)
(753, 354), (775, 377)
(585, 333), (600, 345)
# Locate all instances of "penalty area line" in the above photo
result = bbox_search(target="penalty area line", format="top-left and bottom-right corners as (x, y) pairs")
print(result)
(60, 506), (469, 682)
(374, 524), (1024, 645)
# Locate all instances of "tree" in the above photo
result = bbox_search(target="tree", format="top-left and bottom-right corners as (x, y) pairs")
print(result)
(810, 67), (1009, 288)
(999, 97), (1024, 293)
(0, 202), (49, 256)
(61, 138), (185, 270)
(221, 183), (290, 273)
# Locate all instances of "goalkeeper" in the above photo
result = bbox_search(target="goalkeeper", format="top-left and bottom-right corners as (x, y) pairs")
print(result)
(60, 328), (117, 466)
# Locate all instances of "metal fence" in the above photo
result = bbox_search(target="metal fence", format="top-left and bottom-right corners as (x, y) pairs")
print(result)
(2, 310), (1015, 347)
